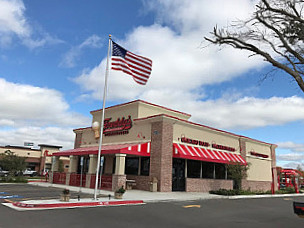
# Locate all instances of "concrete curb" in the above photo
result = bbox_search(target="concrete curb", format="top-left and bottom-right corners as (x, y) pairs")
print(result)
(2, 199), (145, 211)
(227, 193), (304, 200)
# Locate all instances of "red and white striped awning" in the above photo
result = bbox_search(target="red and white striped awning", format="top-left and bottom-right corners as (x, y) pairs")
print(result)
(173, 143), (247, 165)
(54, 142), (151, 157)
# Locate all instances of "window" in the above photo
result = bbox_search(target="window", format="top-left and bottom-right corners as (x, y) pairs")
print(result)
(77, 156), (89, 174)
(140, 157), (150, 176)
(214, 163), (226, 179)
(187, 160), (201, 178)
(125, 157), (139, 175)
(202, 162), (214, 179)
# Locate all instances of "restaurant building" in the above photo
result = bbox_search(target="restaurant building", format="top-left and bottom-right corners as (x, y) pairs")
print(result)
(0, 144), (66, 174)
(52, 100), (278, 192)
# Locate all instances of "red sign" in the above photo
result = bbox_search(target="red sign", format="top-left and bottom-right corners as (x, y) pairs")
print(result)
(250, 151), (269, 158)
(180, 137), (210, 147)
(212, 143), (236, 152)
(103, 116), (132, 136)
(180, 136), (236, 152)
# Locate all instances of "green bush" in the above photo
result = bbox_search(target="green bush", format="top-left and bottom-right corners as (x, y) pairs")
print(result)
(0, 176), (28, 183)
(276, 187), (296, 194)
(210, 188), (273, 196)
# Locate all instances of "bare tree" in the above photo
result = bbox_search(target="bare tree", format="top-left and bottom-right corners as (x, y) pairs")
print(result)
(205, 0), (304, 93)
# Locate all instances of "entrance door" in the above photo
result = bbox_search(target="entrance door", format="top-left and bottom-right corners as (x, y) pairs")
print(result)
(172, 158), (185, 191)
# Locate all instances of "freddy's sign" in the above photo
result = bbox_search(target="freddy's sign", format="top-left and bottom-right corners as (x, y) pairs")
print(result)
(103, 116), (132, 136)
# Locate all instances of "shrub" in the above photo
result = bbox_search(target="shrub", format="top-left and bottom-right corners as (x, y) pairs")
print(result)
(62, 189), (70, 195)
(115, 186), (126, 194)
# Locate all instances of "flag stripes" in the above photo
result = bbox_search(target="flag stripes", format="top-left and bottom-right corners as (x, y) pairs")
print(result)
(111, 41), (152, 85)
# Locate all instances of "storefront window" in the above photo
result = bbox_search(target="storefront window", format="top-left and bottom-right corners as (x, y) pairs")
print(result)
(77, 156), (89, 174)
(187, 160), (201, 178)
(140, 157), (150, 176)
(214, 163), (226, 179)
(125, 157), (139, 175)
(202, 162), (214, 179)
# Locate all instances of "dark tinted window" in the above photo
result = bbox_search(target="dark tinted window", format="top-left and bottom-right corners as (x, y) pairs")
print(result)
(202, 162), (214, 179)
(140, 157), (150, 176)
(215, 163), (226, 179)
(125, 157), (139, 175)
(187, 160), (201, 178)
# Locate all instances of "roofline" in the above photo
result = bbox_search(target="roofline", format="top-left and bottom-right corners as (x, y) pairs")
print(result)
(134, 114), (276, 146)
(38, 144), (62, 149)
(1, 145), (40, 151)
(73, 126), (92, 132)
(90, 99), (191, 117)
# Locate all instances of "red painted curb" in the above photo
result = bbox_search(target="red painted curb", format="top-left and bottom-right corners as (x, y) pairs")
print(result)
(12, 200), (144, 209)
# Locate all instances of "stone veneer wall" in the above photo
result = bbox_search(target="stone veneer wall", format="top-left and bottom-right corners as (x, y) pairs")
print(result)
(150, 120), (173, 192)
(186, 178), (233, 192)
(242, 180), (272, 191)
(126, 175), (151, 191)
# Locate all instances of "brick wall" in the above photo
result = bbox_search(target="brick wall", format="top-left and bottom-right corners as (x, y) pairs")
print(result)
(271, 145), (278, 191)
(242, 180), (272, 191)
(186, 178), (233, 192)
(126, 175), (151, 191)
(112, 174), (126, 191)
(150, 119), (173, 192)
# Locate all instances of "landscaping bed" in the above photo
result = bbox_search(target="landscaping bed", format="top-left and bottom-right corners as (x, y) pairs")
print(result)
(210, 187), (301, 196)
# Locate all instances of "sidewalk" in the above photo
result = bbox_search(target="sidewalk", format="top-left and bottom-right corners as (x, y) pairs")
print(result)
(2, 182), (304, 211)
(2, 182), (224, 211)
(28, 181), (225, 202)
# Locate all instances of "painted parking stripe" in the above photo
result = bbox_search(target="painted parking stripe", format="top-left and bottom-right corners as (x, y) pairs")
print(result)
(0, 195), (23, 199)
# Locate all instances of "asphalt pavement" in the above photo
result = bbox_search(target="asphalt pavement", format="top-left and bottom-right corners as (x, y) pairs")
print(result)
(1, 193), (304, 228)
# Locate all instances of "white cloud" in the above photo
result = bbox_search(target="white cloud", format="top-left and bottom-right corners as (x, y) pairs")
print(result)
(282, 162), (304, 170)
(0, 78), (91, 149)
(60, 35), (103, 68)
(277, 142), (304, 153)
(277, 153), (304, 162)
(0, 78), (89, 127)
(0, 0), (63, 49)
(0, 126), (75, 150)
(73, 0), (304, 131)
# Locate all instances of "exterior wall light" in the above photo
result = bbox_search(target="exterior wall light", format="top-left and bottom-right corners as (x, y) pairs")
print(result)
(92, 121), (100, 139)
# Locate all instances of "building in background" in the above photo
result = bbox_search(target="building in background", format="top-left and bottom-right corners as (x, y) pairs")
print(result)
(0, 144), (68, 175)
(52, 100), (278, 192)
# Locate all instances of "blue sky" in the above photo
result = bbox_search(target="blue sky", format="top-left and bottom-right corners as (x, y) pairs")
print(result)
(0, 0), (303, 169)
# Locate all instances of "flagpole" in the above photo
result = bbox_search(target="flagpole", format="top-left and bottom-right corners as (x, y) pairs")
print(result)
(94, 34), (112, 200)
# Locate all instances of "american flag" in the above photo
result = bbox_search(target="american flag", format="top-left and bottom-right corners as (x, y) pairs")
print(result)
(111, 41), (152, 85)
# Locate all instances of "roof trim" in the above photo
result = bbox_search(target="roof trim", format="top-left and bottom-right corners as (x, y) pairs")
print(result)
(90, 99), (191, 117)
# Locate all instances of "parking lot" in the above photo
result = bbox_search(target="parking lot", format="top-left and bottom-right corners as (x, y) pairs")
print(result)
(0, 183), (93, 202)
(0, 183), (304, 228)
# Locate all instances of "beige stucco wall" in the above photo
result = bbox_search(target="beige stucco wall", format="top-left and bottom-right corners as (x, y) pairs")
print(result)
(246, 157), (272, 181)
(40, 146), (62, 163)
(245, 141), (273, 182)
(78, 118), (152, 147)
(245, 141), (272, 157)
(0, 147), (41, 158)
(91, 102), (139, 126)
(173, 122), (240, 153)
(137, 102), (190, 120)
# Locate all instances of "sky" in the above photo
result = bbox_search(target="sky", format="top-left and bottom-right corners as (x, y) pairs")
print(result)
(0, 0), (303, 169)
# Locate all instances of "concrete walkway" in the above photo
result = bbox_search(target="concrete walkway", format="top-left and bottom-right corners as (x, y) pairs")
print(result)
(2, 182), (304, 211)
(28, 181), (225, 202)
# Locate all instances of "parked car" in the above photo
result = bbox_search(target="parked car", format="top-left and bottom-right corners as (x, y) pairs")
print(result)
(0, 167), (9, 177)
(23, 169), (38, 177)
